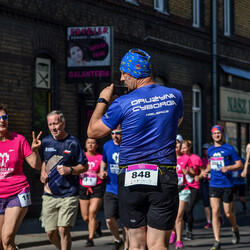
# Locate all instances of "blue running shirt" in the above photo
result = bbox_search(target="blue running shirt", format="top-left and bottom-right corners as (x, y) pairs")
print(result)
(207, 143), (240, 188)
(101, 84), (184, 166)
(102, 140), (120, 195)
(42, 134), (88, 197)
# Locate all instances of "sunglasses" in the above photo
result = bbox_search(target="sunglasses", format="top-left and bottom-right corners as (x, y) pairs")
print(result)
(111, 130), (121, 135)
(0, 114), (8, 121)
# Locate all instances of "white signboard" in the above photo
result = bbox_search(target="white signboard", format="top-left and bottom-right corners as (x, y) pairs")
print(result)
(35, 58), (51, 89)
(220, 87), (250, 123)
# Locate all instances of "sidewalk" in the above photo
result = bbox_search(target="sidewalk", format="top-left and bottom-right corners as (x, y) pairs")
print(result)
(16, 197), (250, 248)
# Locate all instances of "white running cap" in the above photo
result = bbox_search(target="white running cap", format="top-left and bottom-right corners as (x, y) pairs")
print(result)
(176, 134), (183, 144)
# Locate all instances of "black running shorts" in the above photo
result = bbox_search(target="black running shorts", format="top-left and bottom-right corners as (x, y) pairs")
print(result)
(79, 182), (105, 200)
(209, 186), (234, 203)
(118, 169), (179, 230)
(104, 192), (119, 220)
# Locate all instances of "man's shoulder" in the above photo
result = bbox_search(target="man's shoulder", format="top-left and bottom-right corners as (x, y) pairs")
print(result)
(207, 145), (215, 152)
(65, 134), (79, 142)
(42, 134), (53, 144)
(103, 139), (115, 150)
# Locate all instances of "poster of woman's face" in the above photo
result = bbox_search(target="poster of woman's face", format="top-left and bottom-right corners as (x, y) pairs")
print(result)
(67, 26), (111, 68)
(67, 43), (85, 67)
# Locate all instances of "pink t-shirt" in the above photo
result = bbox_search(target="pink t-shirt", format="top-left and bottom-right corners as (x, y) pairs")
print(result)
(79, 153), (103, 187)
(176, 154), (193, 190)
(0, 132), (32, 199)
(187, 154), (203, 189)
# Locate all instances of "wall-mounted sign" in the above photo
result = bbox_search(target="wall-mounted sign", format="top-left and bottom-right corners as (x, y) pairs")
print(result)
(220, 87), (250, 123)
(66, 26), (112, 83)
(35, 58), (51, 89)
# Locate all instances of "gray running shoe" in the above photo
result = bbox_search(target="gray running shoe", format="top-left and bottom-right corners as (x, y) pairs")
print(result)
(211, 241), (221, 250)
(184, 231), (193, 240)
(232, 228), (240, 244)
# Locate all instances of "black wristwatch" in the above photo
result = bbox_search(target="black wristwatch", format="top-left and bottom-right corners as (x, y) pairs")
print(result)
(70, 167), (74, 174)
(97, 98), (109, 105)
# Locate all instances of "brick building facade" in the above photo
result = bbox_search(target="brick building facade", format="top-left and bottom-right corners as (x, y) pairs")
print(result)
(0, 0), (250, 216)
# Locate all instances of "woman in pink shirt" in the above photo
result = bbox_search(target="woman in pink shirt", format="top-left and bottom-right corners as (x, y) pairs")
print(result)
(181, 140), (204, 240)
(170, 135), (195, 249)
(0, 103), (42, 249)
(201, 143), (212, 229)
(79, 138), (104, 247)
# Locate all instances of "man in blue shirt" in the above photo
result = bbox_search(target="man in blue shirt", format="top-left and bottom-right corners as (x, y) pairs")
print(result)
(88, 48), (183, 249)
(99, 127), (126, 250)
(204, 125), (242, 250)
(40, 110), (88, 250)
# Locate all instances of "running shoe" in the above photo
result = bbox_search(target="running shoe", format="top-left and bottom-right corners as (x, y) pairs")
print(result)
(210, 241), (220, 250)
(204, 222), (212, 229)
(232, 228), (240, 244)
(175, 241), (183, 249)
(184, 230), (193, 240)
(95, 220), (102, 238)
(84, 239), (94, 247)
(112, 239), (124, 250)
(169, 232), (176, 244)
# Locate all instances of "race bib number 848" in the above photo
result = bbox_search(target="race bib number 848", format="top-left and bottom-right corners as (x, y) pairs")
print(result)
(124, 164), (158, 187)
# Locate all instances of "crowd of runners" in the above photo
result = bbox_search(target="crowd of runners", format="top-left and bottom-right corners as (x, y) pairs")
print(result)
(0, 48), (249, 250)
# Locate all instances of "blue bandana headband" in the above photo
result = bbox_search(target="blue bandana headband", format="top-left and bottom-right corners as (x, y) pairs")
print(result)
(211, 125), (224, 134)
(120, 48), (152, 79)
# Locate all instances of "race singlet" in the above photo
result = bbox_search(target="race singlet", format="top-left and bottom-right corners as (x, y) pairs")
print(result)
(124, 164), (158, 187)
(210, 157), (225, 171)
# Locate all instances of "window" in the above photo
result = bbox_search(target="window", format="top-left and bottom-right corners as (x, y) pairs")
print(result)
(34, 57), (52, 136)
(154, 0), (168, 13)
(124, 0), (139, 6)
(193, 0), (200, 28)
(224, 0), (231, 36)
(192, 85), (202, 156)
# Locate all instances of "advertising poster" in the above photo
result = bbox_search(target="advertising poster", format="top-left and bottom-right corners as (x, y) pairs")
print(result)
(67, 26), (112, 83)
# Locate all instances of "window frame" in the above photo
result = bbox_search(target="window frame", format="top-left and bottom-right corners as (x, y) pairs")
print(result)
(192, 0), (200, 28)
(154, 0), (168, 14)
(124, 0), (139, 6)
(224, 0), (231, 36)
(192, 85), (202, 156)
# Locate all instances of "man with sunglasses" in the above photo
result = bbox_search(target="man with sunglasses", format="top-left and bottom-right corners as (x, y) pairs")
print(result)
(88, 48), (183, 250)
(99, 127), (127, 250)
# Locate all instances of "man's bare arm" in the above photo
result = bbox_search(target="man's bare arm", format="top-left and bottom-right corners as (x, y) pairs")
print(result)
(88, 84), (114, 138)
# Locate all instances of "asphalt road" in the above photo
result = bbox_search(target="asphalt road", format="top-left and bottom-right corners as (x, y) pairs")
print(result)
(18, 214), (250, 250)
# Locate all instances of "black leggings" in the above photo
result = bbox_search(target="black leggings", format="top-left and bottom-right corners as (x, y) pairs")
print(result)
(184, 187), (199, 232)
